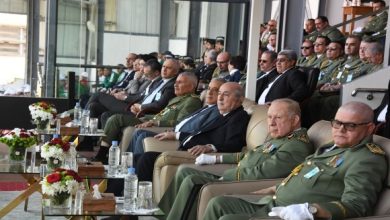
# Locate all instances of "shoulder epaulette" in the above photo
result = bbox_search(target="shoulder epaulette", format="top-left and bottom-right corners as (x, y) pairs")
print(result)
(287, 133), (295, 139)
(297, 134), (310, 143)
(366, 143), (385, 155)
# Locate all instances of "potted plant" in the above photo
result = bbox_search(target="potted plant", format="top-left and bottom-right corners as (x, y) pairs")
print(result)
(0, 128), (38, 162)
(28, 101), (57, 131)
(40, 168), (83, 208)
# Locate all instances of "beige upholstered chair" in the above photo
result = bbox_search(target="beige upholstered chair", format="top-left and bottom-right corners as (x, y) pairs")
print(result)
(151, 104), (269, 201)
(196, 121), (390, 220)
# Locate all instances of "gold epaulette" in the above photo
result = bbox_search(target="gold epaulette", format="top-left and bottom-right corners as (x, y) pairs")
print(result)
(297, 134), (310, 143)
(366, 143), (385, 155)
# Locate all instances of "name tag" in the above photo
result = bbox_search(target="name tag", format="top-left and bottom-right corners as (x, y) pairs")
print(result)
(346, 74), (353, 82)
(336, 71), (343, 79)
(304, 167), (320, 179)
(155, 92), (162, 100)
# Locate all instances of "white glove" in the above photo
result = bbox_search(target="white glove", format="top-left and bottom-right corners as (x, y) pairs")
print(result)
(268, 203), (314, 220)
(195, 154), (216, 165)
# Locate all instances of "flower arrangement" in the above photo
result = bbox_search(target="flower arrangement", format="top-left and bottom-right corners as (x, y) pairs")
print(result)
(40, 168), (83, 206)
(41, 137), (74, 169)
(28, 101), (57, 130)
(0, 128), (38, 161)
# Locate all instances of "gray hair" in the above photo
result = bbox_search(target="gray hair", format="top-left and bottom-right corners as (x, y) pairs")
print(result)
(210, 78), (226, 84)
(179, 72), (198, 89)
(339, 101), (374, 122)
(278, 50), (297, 61)
(367, 42), (384, 55)
(207, 49), (218, 62)
(271, 98), (301, 118)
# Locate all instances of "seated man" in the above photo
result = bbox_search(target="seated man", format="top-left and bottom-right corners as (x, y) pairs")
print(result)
(255, 51), (278, 102)
(134, 82), (250, 182)
(296, 39), (316, 67)
(257, 50), (309, 104)
(128, 78), (226, 155)
(94, 72), (202, 163)
(204, 101), (387, 220)
(317, 40), (346, 86)
(158, 98), (314, 220)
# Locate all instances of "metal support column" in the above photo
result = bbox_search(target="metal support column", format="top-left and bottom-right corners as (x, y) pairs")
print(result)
(27, 0), (40, 97)
(245, 0), (265, 100)
(279, 0), (305, 54)
(96, 0), (104, 65)
(44, 0), (58, 97)
(187, 1), (202, 59)
(159, 0), (171, 53)
(226, 3), (243, 55)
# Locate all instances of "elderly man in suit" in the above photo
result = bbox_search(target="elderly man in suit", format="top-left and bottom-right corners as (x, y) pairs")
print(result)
(94, 71), (201, 163)
(257, 50), (309, 104)
(134, 82), (250, 182)
(204, 101), (387, 220)
(158, 98), (314, 220)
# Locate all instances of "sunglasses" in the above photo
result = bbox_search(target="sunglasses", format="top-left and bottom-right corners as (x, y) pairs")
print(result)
(301, 46), (313, 49)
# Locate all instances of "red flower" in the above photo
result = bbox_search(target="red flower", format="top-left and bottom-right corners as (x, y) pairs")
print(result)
(19, 133), (29, 138)
(62, 142), (70, 152)
(66, 170), (82, 182)
(46, 173), (61, 183)
(50, 138), (62, 145)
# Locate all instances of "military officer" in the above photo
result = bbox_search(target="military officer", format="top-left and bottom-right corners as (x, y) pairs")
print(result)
(203, 101), (387, 220)
(314, 16), (345, 42)
(296, 39), (316, 67)
(310, 36), (330, 70)
(360, 0), (388, 39)
(94, 72), (202, 163)
(317, 41), (346, 86)
(158, 98), (314, 220)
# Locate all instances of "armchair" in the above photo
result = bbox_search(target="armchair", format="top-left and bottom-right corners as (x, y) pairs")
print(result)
(151, 104), (270, 202)
(196, 121), (390, 220)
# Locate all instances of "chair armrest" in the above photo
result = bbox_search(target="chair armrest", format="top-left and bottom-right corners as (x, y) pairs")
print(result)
(179, 163), (237, 176)
(120, 126), (172, 152)
(197, 179), (282, 220)
(143, 137), (179, 152)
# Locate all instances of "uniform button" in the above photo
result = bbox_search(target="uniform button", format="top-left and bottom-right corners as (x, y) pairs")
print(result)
(321, 169), (324, 172)
(237, 163), (241, 167)
(273, 195), (277, 200)
(307, 161), (312, 165)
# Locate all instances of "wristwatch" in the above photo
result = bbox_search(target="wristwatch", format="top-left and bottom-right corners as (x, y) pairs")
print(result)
(308, 204), (318, 215)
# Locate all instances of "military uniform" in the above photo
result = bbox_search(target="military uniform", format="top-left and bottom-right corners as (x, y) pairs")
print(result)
(330, 57), (371, 84)
(212, 67), (229, 79)
(320, 26), (345, 42)
(158, 129), (314, 220)
(362, 11), (388, 39)
(311, 54), (329, 70)
(317, 57), (346, 85)
(296, 55), (317, 67)
(204, 138), (387, 220)
(102, 93), (202, 144)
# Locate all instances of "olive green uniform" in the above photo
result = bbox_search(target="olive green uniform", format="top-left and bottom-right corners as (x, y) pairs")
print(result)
(311, 54), (329, 70)
(362, 11), (388, 39)
(102, 94), (202, 144)
(296, 55), (317, 67)
(158, 129), (314, 220)
(317, 57), (346, 85)
(204, 138), (387, 220)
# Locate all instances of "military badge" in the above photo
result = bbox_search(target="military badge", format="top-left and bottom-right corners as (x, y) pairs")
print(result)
(366, 143), (385, 155)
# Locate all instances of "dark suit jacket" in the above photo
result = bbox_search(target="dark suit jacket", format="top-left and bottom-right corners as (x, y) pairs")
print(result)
(138, 76), (176, 115)
(265, 68), (310, 103)
(113, 70), (135, 89)
(179, 106), (250, 153)
(178, 105), (220, 138)
(224, 70), (242, 82)
(255, 69), (278, 101)
(195, 63), (218, 81)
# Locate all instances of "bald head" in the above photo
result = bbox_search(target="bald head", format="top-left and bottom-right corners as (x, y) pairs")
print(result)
(217, 52), (231, 71)
(338, 101), (374, 123)
(333, 101), (375, 147)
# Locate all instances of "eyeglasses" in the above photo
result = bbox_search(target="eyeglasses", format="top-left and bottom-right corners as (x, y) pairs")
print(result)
(330, 119), (370, 131)
(301, 46), (312, 49)
(259, 59), (269, 63)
